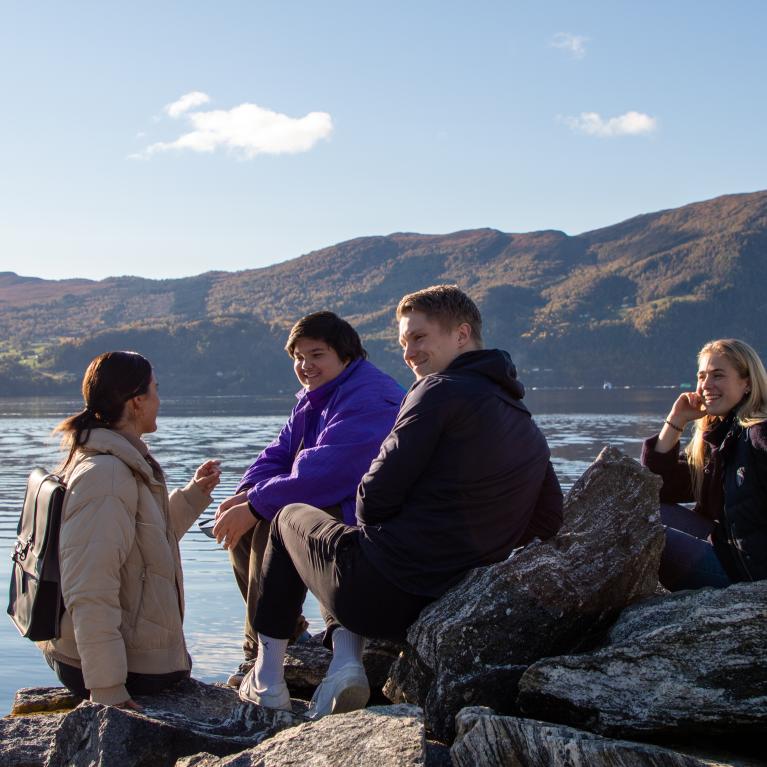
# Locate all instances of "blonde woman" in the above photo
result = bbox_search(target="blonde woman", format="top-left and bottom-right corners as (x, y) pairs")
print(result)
(642, 338), (767, 589)
(38, 351), (221, 708)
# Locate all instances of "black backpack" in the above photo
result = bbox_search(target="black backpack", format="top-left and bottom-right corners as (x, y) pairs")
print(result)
(7, 468), (66, 641)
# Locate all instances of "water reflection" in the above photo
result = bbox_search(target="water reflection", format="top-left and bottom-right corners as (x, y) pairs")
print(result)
(0, 395), (666, 714)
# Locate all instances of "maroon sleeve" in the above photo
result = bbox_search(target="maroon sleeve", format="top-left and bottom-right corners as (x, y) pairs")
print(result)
(641, 434), (694, 503)
(520, 461), (564, 544)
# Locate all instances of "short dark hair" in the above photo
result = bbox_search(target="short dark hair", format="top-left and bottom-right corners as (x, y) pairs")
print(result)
(285, 311), (367, 362)
(396, 284), (483, 345)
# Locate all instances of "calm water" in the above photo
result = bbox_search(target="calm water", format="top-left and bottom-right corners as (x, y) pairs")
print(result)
(0, 391), (672, 714)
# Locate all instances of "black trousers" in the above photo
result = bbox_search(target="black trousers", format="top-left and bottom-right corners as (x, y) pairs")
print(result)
(253, 504), (432, 648)
(44, 653), (189, 700)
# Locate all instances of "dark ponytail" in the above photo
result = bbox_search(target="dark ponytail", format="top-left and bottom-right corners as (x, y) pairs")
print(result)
(54, 351), (153, 472)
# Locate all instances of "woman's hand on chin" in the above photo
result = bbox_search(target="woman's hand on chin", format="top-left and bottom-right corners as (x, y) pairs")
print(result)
(670, 392), (707, 426)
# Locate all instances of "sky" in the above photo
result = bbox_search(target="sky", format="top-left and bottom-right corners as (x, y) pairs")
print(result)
(1, 1), (766, 281)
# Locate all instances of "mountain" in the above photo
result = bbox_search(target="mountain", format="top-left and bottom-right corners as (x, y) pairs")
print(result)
(1, 190), (766, 396)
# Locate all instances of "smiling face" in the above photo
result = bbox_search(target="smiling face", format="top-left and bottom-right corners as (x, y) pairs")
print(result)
(696, 352), (750, 416)
(292, 337), (349, 391)
(398, 310), (474, 380)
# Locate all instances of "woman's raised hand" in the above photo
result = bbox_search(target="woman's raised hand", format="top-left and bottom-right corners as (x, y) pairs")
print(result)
(668, 392), (707, 426)
(193, 459), (222, 494)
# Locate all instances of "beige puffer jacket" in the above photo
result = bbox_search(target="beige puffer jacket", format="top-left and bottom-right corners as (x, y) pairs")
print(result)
(38, 428), (212, 705)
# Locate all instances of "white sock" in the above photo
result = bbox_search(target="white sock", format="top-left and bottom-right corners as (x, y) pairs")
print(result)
(328, 627), (366, 675)
(253, 633), (288, 689)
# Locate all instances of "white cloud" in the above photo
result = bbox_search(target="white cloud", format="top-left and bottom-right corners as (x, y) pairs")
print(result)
(562, 110), (658, 137)
(551, 32), (588, 59)
(164, 91), (211, 118)
(133, 97), (333, 160)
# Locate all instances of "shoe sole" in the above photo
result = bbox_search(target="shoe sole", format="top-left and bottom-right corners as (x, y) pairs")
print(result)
(331, 683), (370, 714)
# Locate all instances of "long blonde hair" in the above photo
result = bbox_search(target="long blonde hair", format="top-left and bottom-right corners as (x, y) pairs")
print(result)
(687, 338), (767, 499)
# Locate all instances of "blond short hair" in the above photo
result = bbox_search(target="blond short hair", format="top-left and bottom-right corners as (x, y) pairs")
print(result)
(396, 284), (483, 345)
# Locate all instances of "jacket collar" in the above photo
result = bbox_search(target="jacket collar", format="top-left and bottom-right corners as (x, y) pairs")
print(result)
(703, 411), (738, 449)
(297, 358), (363, 410)
(77, 428), (161, 486)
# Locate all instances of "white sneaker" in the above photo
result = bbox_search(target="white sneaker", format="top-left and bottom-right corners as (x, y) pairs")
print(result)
(307, 662), (370, 719)
(238, 666), (292, 711)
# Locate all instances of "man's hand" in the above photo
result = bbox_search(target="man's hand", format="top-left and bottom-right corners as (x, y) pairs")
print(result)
(213, 498), (257, 550)
(215, 491), (247, 519)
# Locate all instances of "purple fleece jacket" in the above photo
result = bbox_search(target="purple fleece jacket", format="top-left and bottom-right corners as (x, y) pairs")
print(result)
(236, 359), (404, 525)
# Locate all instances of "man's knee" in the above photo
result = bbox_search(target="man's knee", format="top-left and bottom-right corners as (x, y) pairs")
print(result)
(272, 503), (323, 545)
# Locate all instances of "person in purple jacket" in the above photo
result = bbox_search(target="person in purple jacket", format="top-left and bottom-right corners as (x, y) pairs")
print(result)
(212, 311), (404, 687)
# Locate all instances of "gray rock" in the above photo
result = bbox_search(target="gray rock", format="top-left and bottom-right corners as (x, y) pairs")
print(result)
(384, 446), (665, 741)
(0, 712), (67, 767)
(451, 707), (729, 766)
(41, 678), (304, 767)
(175, 704), (425, 766)
(518, 580), (767, 739)
(284, 636), (401, 702)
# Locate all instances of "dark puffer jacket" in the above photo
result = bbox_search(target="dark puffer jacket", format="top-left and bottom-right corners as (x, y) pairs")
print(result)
(357, 349), (563, 598)
(642, 415), (767, 581)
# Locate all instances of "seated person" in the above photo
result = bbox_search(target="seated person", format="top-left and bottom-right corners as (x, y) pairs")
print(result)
(642, 338), (767, 590)
(238, 285), (564, 715)
(213, 311), (404, 686)
(38, 351), (220, 708)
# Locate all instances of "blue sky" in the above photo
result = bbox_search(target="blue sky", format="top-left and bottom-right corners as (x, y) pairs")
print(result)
(1, 1), (765, 280)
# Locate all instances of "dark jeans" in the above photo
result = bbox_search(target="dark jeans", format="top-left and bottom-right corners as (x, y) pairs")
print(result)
(44, 653), (189, 700)
(660, 503), (732, 591)
(253, 504), (433, 649)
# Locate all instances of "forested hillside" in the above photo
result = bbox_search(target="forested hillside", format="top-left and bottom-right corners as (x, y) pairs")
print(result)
(1, 190), (765, 395)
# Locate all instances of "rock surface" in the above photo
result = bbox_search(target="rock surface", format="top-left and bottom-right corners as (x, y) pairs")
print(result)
(385, 446), (665, 741)
(10, 686), (80, 715)
(0, 711), (67, 767)
(451, 707), (731, 766)
(24, 679), (305, 767)
(518, 580), (767, 739)
(175, 704), (425, 766)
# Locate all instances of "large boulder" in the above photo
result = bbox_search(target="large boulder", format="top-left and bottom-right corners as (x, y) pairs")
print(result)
(39, 679), (304, 767)
(518, 580), (767, 741)
(451, 707), (727, 766)
(2, 684), (427, 767)
(176, 704), (425, 766)
(384, 446), (665, 741)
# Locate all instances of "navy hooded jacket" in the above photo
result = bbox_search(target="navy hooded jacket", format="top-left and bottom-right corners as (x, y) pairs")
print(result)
(357, 349), (563, 598)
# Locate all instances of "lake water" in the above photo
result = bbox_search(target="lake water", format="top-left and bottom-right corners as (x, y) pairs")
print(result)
(0, 390), (673, 714)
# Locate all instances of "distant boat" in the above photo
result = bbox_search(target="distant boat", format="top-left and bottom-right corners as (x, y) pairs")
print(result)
(603, 381), (613, 390)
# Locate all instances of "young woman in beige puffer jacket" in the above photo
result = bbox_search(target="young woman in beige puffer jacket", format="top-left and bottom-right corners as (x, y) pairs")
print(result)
(37, 351), (221, 708)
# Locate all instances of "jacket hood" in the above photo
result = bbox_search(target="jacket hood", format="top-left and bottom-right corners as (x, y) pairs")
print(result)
(446, 349), (525, 400)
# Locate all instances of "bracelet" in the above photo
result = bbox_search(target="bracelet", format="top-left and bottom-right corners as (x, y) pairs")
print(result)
(664, 418), (684, 433)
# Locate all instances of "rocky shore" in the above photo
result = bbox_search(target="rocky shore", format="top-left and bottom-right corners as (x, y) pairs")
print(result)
(3, 447), (765, 766)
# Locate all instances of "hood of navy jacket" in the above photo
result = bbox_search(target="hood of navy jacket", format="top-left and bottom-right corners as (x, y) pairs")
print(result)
(442, 349), (525, 400)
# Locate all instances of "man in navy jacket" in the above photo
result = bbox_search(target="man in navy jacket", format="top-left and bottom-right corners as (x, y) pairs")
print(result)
(239, 286), (563, 717)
